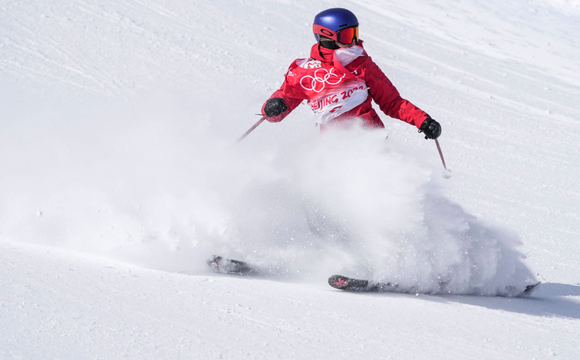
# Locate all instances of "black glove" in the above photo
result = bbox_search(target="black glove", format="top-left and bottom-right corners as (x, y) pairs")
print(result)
(264, 98), (287, 117)
(419, 118), (442, 140)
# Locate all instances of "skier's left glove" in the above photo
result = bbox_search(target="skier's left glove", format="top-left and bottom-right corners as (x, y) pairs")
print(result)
(419, 117), (442, 140)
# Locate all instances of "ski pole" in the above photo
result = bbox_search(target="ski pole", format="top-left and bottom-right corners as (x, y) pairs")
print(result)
(435, 139), (447, 170)
(237, 116), (266, 142)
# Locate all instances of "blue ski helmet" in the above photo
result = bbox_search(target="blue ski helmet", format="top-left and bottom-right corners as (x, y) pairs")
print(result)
(313, 8), (359, 44)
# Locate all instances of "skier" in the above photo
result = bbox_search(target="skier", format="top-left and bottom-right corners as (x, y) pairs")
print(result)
(261, 8), (441, 139)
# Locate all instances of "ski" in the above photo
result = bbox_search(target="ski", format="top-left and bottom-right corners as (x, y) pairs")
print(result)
(207, 255), (256, 275)
(328, 275), (541, 298)
(207, 258), (541, 297)
(505, 282), (541, 298)
(328, 275), (403, 293)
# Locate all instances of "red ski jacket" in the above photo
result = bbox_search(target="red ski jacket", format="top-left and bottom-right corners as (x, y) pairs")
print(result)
(262, 41), (429, 129)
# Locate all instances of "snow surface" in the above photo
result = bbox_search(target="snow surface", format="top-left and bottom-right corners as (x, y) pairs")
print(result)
(1, 0), (579, 359)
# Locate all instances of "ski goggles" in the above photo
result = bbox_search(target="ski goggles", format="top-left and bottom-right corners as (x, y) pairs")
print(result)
(313, 25), (359, 45)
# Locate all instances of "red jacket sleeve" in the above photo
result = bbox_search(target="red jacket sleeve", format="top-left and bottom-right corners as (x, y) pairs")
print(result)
(360, 57), (429, 128)
(261, 64), (308, 122)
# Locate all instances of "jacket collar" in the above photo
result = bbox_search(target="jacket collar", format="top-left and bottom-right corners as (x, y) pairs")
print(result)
(310, 43), (336, 63)
(309, 40), (367, 65)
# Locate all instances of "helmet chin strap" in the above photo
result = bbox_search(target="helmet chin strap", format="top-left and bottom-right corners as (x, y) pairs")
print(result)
(318, 43), (323, 59)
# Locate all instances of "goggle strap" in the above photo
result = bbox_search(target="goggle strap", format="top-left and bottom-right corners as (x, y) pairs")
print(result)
(313, 24), (338, 41)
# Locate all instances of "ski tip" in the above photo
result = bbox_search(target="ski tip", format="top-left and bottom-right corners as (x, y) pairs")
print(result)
(328, 275), (350, 289)
(518, 282), (541, 297)
(207, 255), (255, 275)
(207, 255), (223, 271)
(328, 275), (370, 291)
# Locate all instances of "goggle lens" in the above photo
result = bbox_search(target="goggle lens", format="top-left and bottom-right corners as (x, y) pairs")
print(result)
(338, 26), (358, 44)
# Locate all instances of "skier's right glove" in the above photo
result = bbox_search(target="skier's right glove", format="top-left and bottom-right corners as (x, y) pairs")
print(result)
(263, 98), (287, 120)
(419, 117), (442, 140)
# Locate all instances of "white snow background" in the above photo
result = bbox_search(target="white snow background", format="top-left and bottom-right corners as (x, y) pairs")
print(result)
(1, 0), (579, 359)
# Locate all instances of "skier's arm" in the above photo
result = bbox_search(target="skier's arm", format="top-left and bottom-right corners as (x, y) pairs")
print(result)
(261, 65), (308, 122)
(261, 87), (304, 122)
(362, 58), (430, 129)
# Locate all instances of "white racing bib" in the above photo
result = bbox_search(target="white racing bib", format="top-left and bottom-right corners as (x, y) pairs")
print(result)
(293, 48), (369, 124)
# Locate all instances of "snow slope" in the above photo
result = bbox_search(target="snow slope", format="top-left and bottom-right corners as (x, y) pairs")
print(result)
(1, 0), (580, 358)
(2, 241), (579, 360)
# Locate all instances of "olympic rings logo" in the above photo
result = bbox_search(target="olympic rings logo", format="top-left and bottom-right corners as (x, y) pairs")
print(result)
(300, 68), (345, 93)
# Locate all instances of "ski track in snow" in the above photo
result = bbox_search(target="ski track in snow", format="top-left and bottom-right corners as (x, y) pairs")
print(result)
(1, 0), (580, 358)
